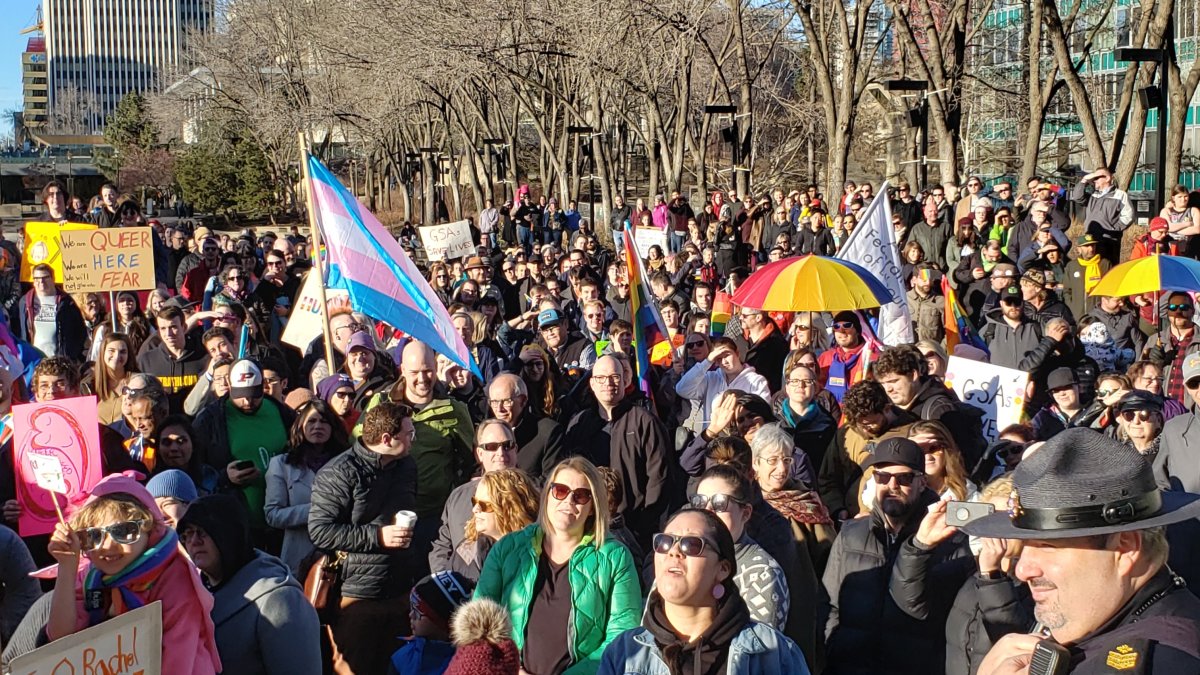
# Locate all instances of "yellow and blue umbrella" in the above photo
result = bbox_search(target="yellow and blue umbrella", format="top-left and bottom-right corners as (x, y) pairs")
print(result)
(732, 254), (893, 312)
(1089, 254), (1200, 297)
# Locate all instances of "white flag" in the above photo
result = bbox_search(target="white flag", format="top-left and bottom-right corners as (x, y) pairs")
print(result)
(835, 181), (914, 345)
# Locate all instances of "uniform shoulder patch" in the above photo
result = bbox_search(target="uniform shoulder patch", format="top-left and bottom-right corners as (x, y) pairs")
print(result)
(1103, 641), (1149, 672)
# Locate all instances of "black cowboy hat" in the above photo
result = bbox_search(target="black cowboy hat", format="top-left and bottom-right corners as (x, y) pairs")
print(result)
(963, 428), (1200, 540)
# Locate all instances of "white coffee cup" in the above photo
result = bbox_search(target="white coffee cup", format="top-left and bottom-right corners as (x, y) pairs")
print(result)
(394, 510), (418, 529)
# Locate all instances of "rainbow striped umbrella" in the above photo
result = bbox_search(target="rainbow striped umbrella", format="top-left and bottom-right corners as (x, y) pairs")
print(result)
(732, 255), (893, 312)
(1089, 254), (1200, 297)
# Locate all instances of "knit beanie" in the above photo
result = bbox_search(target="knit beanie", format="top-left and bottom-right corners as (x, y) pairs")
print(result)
(146, 469), (199, 503)
(444, 599), (521, 675)
(410, 571), (475, 634)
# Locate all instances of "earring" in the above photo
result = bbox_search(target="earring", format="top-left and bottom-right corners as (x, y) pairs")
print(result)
(712, 584), (725, 600)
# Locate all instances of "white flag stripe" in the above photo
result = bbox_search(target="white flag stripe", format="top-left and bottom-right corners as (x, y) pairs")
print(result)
(835, 181), (914, 345)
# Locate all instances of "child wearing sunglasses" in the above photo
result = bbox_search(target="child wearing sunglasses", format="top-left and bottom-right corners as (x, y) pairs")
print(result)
(46, 472), (221, 675)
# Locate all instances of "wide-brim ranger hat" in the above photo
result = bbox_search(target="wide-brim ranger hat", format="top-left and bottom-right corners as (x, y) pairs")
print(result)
(964, 428), (1200, 539)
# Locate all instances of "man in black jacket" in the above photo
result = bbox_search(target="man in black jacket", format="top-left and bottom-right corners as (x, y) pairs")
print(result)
(138, 306), (209, 411)
(487, 373), (563, 481)
(564, 354), (677, 549)
(820, 438), (971, 675)
(308, 401), (419, 675)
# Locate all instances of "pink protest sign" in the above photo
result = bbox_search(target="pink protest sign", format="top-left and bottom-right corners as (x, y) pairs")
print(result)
(12, 397), (103, 536)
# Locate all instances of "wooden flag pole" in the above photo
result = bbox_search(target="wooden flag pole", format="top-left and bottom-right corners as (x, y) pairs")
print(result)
(297, 133), (338, 377)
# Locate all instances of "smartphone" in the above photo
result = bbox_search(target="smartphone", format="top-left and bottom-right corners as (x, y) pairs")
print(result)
(234, 460), (256, 471)
(944, 501), (994, 527)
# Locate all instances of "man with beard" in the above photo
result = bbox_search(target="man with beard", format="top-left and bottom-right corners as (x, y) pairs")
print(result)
(820, 437), (970, 675)
(818, 311), (883, 403)
(972, 429), (1200, 674)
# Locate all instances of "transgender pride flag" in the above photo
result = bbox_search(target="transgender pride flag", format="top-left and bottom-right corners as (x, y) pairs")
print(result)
(305, 154), (479, 377)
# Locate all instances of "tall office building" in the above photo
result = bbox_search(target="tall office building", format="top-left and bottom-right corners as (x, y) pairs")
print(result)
(21, 37), (49, 132)
(43, 0), (213, 134)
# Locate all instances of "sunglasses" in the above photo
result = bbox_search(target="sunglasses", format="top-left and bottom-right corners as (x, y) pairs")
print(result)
(1001, 299), (1023, 306)
(81, 519), (146, 549)
(477, 441), (515, 453)
(548, 482), (593, 505)
(689, 493), (743, 513)
(832, 321), (856, 330)
(652, 532), (716, 558)
(471, 497), (494, 513)
(1096, 388), (1118, 398)
(686, 340), (707, 349)
(1120, 410), (1154, 422)
(873, 469), (921, 487)
(1168, 303), (1193, 312)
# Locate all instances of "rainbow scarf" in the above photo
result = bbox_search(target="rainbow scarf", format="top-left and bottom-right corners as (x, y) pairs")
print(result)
(83, 528), (180, 627)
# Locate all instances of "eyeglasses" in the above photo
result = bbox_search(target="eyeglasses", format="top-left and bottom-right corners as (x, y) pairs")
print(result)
(81, 519), (146, 549)
(652, 533), (716, 558)
(121, 386), (146, 397)
(584, 313), (604, 319)
(471, 497), (494, 513)
(832, 321), (856, 330)
(548, 482), (593, 505)
(477, 440), (515, 453)
(1120, 410), (1154, 422)
(786, 378), (816, 387)
(689, 493), (744, 513)
(873, 469), (921, 487)
(32, 275), (53, 282)
(591, 374), (621, 385)
(1137, 376), (1165, 384)
(1001, 298), (1023, 307)
(1168, 303), (1193, 312)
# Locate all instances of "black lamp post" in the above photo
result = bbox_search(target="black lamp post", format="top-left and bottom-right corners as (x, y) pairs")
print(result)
(1116, 47), (1168, 213)
(704, 104), (737, 193)
(567, 125), (596, 218)
(886, 79), (930, 188)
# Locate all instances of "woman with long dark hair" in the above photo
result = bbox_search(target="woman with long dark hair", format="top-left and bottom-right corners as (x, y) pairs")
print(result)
(152, 415), (220, 496)
(264, 399), (349, 574)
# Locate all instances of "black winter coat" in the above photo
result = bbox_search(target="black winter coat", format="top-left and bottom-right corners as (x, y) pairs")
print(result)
(307, 440), (419, 599)
(512, 411), (565, 481)
(819, 489), (971, 675)
(891, 538), (1033, 675)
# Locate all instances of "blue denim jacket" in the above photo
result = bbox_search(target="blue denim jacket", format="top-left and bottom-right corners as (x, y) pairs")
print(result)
(597, 622), (812, 675)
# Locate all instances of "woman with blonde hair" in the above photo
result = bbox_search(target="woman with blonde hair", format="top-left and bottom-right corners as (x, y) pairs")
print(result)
(861, 419), (978, 509)
(474, 456), (641, 674)
(453, 468), (540, 581)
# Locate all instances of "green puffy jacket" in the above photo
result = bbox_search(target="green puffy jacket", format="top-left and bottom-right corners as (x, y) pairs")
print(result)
(475, 524), (643, 675)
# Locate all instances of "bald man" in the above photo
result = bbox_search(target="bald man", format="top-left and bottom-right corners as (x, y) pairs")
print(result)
(487, 373), (564, 480)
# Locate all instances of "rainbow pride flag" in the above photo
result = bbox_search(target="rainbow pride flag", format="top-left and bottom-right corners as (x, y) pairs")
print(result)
(710, 291), (732, 336)
(624, 222), (670, 395)
(942, 276), (988, 356)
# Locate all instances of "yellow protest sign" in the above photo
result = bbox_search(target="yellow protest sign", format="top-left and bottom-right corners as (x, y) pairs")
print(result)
(20, 221), (97, 282)
(60, 226), (156, 293)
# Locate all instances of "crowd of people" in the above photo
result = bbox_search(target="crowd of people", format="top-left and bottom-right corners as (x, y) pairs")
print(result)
(0, 172), (1199, 675)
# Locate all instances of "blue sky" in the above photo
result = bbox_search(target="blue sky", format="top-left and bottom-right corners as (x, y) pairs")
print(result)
(0, 1), (44, 117)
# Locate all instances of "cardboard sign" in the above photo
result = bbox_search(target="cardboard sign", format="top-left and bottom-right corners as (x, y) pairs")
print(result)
(418, 220), (473, 261)
(59, 227), (155, 293)
(13, 396), (103, 537)
(633, 226), (667, 259)
(20, 221), (97, 282)
(281, 272), (351, 350)
(943, 356), (1029, 445)
(8, 601), (163, 675)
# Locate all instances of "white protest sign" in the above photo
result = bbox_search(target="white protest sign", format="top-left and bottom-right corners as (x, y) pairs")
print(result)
(281, 272), (351, 350)
(28, 454), (67, 493)
(418, 220), (473, 261)
(943, 356), (1029, 445)
(9, 601), (162, 675)
(632, 226), (667, 259)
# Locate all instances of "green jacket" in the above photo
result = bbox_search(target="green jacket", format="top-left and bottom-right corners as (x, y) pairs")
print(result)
(475, 524), (643, 675)
(357, 393), (475, 518)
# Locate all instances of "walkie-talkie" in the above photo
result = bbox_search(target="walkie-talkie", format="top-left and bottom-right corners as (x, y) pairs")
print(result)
(1028, 639), (1072, 675)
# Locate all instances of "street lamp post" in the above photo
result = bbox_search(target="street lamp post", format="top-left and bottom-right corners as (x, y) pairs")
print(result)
(1116, 47), (1168, 213)
(704, 105), (737, 194)
(886, 79), (930, 188)
(567, 125), (597, 220)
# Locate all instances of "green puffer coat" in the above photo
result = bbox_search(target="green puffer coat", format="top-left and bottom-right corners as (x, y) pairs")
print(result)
(474, 524), (643, 675)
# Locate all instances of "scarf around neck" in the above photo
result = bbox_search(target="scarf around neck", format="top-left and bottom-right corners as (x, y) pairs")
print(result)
(1078, 255), (1103, 294)
(764, 483), (834, 525)
(83, 528), (180, 627)
(826, 343), (864, 401)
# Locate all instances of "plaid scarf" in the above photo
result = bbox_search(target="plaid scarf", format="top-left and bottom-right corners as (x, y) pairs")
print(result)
(763, 484), (833, 526)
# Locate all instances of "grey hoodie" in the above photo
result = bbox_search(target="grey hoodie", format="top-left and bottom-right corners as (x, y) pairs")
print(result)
(211, 551), (322, 675)
(980, 308), (1044, 371)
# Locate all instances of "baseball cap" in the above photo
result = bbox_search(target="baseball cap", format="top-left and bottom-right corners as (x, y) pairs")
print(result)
(537, 308), (565, 329)
(863, 438), (925, 473)
(1150, 217), (1169, 232)
(229, 360), (264, 399)
(346, 331), (375, 353)
(999, 285), (1023, 304)
(1075, 234), (1099, 247)
(1047, 367), (1078, 391)
(1021, 269), (1047, 288)
(1183, 352), (1200, 384)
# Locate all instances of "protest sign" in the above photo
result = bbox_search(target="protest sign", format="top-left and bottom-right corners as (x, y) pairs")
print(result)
(633, 226), (667, 259)
(59, 227), (155, 293)
(418, 220), (474, 261)
(943, 356), (1029, 445)
(20, 221), (97, 282)
(8, 601), (163, 675)
(13, 396), (103, 537)
(281, 272), (351, 350)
